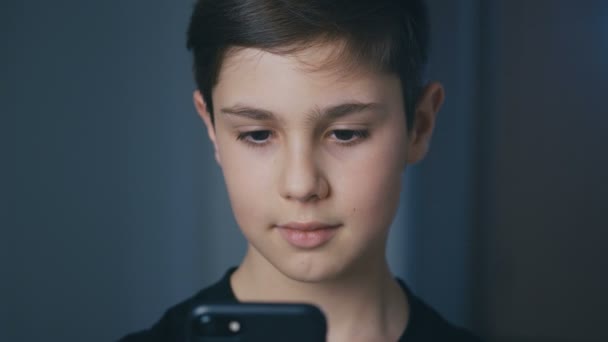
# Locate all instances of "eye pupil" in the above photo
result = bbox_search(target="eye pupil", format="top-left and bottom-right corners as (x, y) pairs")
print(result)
(250, 131), (270, 141)
(334, 130), (355, 140)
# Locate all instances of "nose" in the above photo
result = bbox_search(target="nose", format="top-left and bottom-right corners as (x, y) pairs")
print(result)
(278, 145), (329, 202)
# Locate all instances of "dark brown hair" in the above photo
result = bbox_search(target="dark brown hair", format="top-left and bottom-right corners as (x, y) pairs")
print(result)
(186, 0), (429, 129)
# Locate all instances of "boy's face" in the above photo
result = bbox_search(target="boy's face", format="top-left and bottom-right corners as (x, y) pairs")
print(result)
(195, 45), (441, 282)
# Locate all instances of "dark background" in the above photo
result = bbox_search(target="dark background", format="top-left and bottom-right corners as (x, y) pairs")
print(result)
(3, 0), (607, 341)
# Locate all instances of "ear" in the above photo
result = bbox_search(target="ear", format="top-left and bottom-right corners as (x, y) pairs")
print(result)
(193, 90), (222, 166)
(406, 82), (445, 164)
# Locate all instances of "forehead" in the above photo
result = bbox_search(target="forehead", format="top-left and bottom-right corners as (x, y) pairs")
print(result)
(213, 45), (404, 113)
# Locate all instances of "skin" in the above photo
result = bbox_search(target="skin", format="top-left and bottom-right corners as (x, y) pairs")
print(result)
(194, 44), (444, 342)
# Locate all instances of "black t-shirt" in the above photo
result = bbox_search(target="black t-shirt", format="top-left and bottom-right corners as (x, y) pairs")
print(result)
(119, 268), (481, 342)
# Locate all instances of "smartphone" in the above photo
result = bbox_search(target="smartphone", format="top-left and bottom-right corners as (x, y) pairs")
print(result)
(188, 303), (327, 342)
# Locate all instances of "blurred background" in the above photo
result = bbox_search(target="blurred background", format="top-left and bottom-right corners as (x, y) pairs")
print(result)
(3, 0), (607, 341)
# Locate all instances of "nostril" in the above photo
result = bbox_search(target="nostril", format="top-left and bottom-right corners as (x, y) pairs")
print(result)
(280, 172), (322, 202)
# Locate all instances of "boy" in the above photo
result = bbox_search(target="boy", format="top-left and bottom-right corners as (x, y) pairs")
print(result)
(121, 0), (480, 341)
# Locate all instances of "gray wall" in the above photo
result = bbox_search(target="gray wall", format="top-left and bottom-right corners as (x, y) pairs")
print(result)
(476, 1), (608, 341)
(4, 1), (607, 341)
(3, 1), (239, 340)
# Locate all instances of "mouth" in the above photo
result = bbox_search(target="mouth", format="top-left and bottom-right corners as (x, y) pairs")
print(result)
(275, 222), (341, 249)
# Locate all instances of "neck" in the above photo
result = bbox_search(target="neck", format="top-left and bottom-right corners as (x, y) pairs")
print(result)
(231, 246), (409, 342)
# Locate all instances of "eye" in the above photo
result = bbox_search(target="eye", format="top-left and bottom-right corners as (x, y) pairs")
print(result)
(330, 129), (369, 144)
(236, 130), (273, 146)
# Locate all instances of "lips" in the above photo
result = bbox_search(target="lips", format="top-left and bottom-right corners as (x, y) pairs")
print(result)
(276, 222), (341, 249)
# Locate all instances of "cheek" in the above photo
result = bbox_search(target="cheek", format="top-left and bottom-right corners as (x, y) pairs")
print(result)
(338, 164), (402, 221)
(331, 137), (405, 229)
(216, 140), (275, 226)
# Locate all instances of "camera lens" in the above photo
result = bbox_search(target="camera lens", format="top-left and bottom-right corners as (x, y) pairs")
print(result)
(200, 315), (212, 324)
(194, 315), (216, 336)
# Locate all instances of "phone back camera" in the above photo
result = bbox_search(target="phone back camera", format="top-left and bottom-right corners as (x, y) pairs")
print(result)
(194, 315), (243, 337)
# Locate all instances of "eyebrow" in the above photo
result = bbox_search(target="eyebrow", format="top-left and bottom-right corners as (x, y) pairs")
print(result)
(219, 102), (386, 122)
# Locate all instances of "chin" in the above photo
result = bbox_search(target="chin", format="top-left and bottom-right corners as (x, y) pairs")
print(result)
(271, 254), (350, 283)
